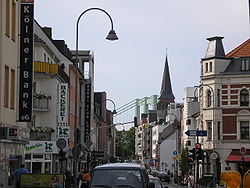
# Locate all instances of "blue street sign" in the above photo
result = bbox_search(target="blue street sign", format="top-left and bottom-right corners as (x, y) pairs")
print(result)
(185, 130), (207, 137)
(197, 130), (207, 136)
(185, 130), (197, 136)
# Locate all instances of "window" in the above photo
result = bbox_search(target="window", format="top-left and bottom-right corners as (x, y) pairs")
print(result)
(207, 90), (212, 107)
(217, 122), (220, 140)
(10, 69), (15, 109)
(11, 1), (16, 41)
(207, 121), (212, 140)
(217, 89), (220, 107)
(30, 131), (51, 141)
(205, 63), (208, 72)
(209, 61), (212, 72)
(241, 59), (249, 71)
(6, 0), (10, 36)
(44, 53), (46, 62)
(4, 66), (9, 107)
(240, 121), (249, 139)
(240, 89), (249, 106)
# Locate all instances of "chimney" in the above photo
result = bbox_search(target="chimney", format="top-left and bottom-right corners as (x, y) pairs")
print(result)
(42, 27), (52, 38)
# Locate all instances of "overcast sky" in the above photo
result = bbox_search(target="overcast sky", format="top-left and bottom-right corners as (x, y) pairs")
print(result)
(34, 0), (249, 113)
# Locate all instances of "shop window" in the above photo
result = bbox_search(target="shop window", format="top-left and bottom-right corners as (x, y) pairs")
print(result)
(25, 154), (31, 160)
(240, 89), (249, 106)
(240, 121), (249, 139)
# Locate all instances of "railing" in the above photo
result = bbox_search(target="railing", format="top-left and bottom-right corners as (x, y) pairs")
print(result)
(33, 97), (51, 111)
(33, 61), (58, 74)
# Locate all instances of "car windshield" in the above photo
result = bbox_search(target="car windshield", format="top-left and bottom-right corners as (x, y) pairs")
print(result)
(90, 169), (143, 188)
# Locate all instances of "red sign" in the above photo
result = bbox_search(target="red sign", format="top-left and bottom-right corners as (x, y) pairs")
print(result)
(240, 147), (246, 155)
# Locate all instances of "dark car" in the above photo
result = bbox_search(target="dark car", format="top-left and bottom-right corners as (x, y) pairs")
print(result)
(158, 172), (170, 183)
(89, 163), (155, 188)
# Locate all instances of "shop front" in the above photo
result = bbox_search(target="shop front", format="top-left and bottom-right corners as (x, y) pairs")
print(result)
(25, 141), (59, 174)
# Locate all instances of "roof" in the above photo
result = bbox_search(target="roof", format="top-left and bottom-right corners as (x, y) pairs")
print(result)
(159, 54), (175, 101)
(94, 163), (142, 170)
(204, 36), (225, 59)
(226, 39), (250, 57)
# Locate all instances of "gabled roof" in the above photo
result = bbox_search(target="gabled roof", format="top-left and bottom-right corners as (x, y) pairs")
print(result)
(226, 39), (250, 57)
(159, 55), (175, 101)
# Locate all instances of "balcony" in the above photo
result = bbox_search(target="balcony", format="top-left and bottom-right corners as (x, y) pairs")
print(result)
(34, 61), (70, 84)
(33, 93), (51, 111)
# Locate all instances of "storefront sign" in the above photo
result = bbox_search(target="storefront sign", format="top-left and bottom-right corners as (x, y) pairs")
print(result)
(25, 141), (59, 154)
(84, 84), (91, 142)
(57, 83), (68, 126)
(57, 126), (70, 139)
(19, 0), (34, 122)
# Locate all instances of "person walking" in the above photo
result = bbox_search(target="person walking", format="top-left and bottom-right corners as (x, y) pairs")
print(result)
(12, 164), (29, 188)
(187, 172), (195, 188)
(82, 171), (91, 188)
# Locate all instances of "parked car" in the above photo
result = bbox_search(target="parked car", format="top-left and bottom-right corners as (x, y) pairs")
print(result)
(158, 172), (170, 183)
(89, 163), (155, 188)
(149, 175), (168, 188)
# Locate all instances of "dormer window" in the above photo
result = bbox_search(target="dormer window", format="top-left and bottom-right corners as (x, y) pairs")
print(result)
(241, 59), (249, 71)
(240, 89), (249, 106)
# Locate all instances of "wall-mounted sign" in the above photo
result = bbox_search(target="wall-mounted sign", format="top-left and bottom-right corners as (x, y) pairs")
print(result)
(58, 126), (70, 139)
(25, 141), (59, 154)
(84, 83), (91, 142)
(19, 0), (34, 122)
(57, 83), (68, 126)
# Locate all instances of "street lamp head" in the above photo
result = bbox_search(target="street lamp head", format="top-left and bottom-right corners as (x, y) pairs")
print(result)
(106, 29), (119, 41)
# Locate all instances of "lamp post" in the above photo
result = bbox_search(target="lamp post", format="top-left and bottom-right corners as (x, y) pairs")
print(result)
(194, 84), (215, 184)
(73, 7), (118, 187)
(105, 98), (117, 115)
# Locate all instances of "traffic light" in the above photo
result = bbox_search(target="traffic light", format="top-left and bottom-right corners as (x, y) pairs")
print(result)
(195, 143), (204, 160)
(134, 116), (138, 127)
(189, 148), (196, 161)
(59, 149), (67, 161)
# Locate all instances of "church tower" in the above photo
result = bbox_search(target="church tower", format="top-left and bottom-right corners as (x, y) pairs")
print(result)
(157, 53), (175, 123)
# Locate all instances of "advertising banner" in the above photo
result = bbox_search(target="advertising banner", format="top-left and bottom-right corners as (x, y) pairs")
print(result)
(25, 141), (59, 154)
(19, 0), (34, 121)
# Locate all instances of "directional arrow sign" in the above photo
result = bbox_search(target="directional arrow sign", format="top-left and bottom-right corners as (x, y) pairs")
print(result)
(197, 130), (207, 136)
(185, 130), (197, 136)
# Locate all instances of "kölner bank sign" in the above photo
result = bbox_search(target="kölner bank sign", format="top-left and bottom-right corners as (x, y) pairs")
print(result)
(19, 0), (34, 122)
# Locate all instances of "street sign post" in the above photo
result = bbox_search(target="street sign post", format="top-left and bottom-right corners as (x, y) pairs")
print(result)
(185, 130), (207, 136)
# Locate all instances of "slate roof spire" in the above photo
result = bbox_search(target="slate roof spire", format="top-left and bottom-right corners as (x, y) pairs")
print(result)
(159, 53), (175, 101)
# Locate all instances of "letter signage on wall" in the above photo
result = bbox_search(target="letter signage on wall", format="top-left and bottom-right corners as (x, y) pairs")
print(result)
(57, 83), (68, 126)
(19, 0), (34, 122)
(84, 84), (91, 142)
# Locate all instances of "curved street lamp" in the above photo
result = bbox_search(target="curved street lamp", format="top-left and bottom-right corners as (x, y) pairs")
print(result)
(75, 7), (119, 66)
(105, 98), (117, 115)
(73, 8), (118, 187)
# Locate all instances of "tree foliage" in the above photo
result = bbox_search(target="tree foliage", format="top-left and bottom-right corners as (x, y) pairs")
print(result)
(116, 127), (135, 160)
(179, 147), (192, 177)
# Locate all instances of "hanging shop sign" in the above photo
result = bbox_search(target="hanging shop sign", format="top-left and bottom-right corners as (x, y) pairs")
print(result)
(25, 141), (59, 154)
(19, 0), (34, 122)
(57, 83), (68, 126)
(84, 83), (91, 142)
(57, 126), (70, 139)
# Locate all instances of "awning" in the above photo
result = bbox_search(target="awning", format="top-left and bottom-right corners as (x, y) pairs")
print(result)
(225, 149), (250, 162)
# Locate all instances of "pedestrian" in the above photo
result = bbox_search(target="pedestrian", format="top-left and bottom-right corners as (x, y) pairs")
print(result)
(12, 164), (29, 188)
(187, 172), (195, 188)
(82, 171), (91, 188)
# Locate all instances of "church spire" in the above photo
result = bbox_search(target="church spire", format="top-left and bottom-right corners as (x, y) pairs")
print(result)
(159, 53), (175, 102)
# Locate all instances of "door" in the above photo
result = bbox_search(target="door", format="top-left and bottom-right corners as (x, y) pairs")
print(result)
(32, 162), (42, 173)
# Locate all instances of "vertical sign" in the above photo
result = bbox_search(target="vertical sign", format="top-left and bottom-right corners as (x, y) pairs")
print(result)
(19, 0), (34, 121)
(84, 84), (91, 142)
(57, 83), (68, 126)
